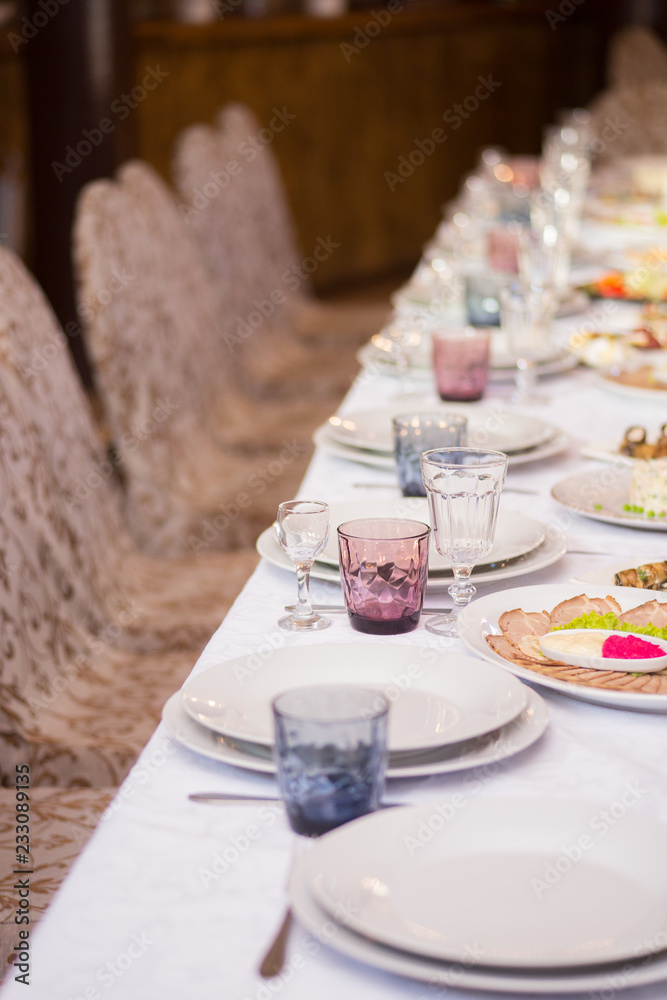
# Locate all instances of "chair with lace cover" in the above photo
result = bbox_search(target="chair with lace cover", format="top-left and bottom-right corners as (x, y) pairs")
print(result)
(173, 123), (359, 397)
(213, 103), (389, 347)
(0, 376), (201, 786)
(607, 26), (667, 91)
(74, 169), (314, 555)
(0, 246), (261, 651)
(0, 787), (114, 980)
(587, 28), (667, 160)
(588, 82), (667, 159)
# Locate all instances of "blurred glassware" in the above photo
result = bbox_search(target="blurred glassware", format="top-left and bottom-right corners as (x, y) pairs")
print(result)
(517, 225), (571, 298)
(464, 273), (507, 327)
(432, 328), (491, 402)
(393, 412), (468, 497)
(500, 282), (557, 405)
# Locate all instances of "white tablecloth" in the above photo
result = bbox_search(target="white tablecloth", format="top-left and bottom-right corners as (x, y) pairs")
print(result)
(3, 298), (667, 999)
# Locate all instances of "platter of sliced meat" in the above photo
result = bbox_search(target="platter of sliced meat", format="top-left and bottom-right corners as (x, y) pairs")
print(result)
(458, 584), (667, 712)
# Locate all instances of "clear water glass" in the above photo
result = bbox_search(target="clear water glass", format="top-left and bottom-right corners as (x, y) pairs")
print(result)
(338, 517), (430, 635)
(517, 225), (571, 297)
(420, 448), (508, 636)
(276, 500), (331, 632)
(272, 685), (389, 837)
(393, 412), (468, 497)
(500, 283), (557, 405)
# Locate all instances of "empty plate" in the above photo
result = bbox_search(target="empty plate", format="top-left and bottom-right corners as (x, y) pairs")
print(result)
(180, 646), (527, 754)
(307, 797), (667, 969)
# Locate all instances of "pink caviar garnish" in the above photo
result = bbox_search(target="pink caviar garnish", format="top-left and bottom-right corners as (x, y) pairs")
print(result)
(602, 634), (664, 660)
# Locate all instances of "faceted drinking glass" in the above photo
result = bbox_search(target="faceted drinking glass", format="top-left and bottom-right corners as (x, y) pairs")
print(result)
(392, 412), (468, 497)
(420, 448), (508, 636)
(272, 685), (389, 837)
(432, 327), (491, 401)
(337, 518), (430, 635)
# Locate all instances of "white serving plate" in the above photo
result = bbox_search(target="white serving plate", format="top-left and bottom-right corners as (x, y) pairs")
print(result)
(317, 500), (545, 572)
(598, 369), (667, 402)
(539, 628), (667, 672)
(161, 687), (548, 780)
(180, 646), (527, 753)
(551, 469), (667, 530)
(457, 583), (667, 712)
(290, 802), (667, 993)
(256, 520), (567, 590)
(307, 798), (667, 969)
(327, 405), (558, 455)
(313, 424), (570, 471)
(571, 559), (667, 588)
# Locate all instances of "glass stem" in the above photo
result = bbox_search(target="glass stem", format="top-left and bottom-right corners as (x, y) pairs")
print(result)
(515, 358), (535, 400)
(294, 562), (314, 619)
(450, 567), (476, 607)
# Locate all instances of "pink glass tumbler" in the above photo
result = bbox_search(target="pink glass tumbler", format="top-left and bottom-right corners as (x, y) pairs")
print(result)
(432, 327), (491, 402)
(337, 518), (430, 635)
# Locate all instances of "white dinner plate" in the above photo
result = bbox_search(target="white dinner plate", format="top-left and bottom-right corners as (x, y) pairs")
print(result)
(572, 560), (667, 588)
(317, 501), (545, 571)
(180, 647), (527, 753)
(598, 369), (667, 403)
(290, 812), (667, 993)
(307, 798), (667, 969)
(256, 521), (567, 590)
(327, 406), (557, 455)
(313, 424), (570, 470)
(551, 469), (667, 530)
(457, 583), (667, 712)
(357, 340), (579, 382)
(161, 687), (548, 780)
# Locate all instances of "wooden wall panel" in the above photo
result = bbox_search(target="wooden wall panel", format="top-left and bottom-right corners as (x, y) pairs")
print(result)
(134, 5), (606, 289)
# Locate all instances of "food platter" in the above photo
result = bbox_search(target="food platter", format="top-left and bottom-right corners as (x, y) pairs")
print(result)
(551, 469), (667, 530)
(458, 583), (667, 712)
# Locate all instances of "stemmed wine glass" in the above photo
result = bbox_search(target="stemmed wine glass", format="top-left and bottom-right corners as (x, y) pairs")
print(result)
(420, 448), (508, 637)
(276, 500), (331, 632)
(500, 282), (557, 406)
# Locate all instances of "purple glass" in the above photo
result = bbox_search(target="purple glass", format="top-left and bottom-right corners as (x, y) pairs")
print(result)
(337, 518), (430, 635)
(432, 327), (491, 401)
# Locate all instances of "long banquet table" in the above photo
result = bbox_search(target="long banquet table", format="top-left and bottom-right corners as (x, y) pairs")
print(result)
(3, 276), (667, 999)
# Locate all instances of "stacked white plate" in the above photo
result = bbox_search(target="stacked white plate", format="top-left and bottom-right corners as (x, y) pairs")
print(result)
(161, 645), (547, 779)
(256, 498), (567, 590)
(290, 796), (667, 993)
(358, 324), (579, 382)
(314, 404), (570, 470)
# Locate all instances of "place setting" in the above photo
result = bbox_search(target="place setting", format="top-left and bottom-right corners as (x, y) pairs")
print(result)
(164, 470), (557, 779)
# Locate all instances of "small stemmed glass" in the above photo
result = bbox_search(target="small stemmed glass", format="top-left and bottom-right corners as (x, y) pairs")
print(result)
(500, 282), (557, 406)
(276, 500), (331, 632)
(420, 448), (508, 637)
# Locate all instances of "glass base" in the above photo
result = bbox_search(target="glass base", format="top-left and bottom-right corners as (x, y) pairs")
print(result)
(424, 613), (458, 637)
(511, 388), (549, 406)
(278, 613), (331, 632)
